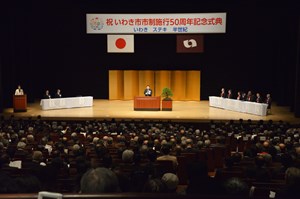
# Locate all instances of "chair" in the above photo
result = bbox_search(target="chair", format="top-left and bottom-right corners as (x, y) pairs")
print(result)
(155, 160), (176, 176)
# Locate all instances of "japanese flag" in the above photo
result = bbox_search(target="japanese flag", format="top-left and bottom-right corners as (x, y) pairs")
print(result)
(107, 35), (134, 53)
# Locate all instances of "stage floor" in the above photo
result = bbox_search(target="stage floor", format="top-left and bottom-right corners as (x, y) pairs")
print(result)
(2, 100), (300, 123)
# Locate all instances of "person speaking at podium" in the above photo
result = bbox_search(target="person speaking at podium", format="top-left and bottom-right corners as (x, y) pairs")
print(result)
(15, 85), (24, 95)
(144, 85), (152, 96)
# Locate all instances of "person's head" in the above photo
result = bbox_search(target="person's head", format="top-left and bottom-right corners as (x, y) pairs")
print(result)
(143, 178), (165, 193)
(256, 93), (260, 97)
(223, 177), (249, 196)
(17, 141), (26, 150)
(247, 91), (252, 95)
(161, 173), (179, 192)
(80, 167), (120, 193)
(45, 90), (49, 94)
(122, 149), (134, 163)
(32, 151), (43, 163)
(57, 89), (61, 93)
(146, 85), (150, 89)
(285, 167), (300, 188)
(18, 85), (21, 89)
(228, 89), (232, 94)
(26, 135), (34, 143)
(267, 93), (271, 98)
(221, 88), (225, 92)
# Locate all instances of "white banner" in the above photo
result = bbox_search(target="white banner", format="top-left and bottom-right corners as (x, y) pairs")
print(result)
(87, 13), (226, 34)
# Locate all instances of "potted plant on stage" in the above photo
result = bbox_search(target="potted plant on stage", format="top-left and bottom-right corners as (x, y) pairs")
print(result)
(161, 87), (173, 111)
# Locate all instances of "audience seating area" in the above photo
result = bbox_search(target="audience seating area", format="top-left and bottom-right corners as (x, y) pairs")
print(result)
(0, 115), (300, 198)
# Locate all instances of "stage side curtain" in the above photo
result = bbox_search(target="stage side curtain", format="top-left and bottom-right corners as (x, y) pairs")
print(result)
(109, 70), (200, 101)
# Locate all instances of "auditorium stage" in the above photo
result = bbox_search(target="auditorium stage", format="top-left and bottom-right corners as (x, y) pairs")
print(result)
(2, 100), (300, 123)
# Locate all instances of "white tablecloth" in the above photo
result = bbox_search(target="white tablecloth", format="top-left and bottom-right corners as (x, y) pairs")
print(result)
(209, 96), (268, 116)
(40, 96), (93, 110)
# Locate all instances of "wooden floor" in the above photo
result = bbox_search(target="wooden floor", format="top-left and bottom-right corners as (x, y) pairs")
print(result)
(2, 100), (300, 123)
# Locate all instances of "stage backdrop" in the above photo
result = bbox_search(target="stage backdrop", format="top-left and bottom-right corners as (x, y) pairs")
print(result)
(109, 70), (200, 101)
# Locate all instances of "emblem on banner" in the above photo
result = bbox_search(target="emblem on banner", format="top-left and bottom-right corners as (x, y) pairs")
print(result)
(89, 17), (104, 30)
(176, 35), (204, 53)
(183, 39), (197, 48)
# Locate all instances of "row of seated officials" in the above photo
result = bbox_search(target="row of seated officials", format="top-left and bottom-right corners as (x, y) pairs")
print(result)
(0, 116), (299, 198)
(220, 88), (272, 109)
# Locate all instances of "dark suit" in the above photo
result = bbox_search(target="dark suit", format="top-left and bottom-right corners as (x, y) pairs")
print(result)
(227, 93), (232, 99)
(54, 93), (62, 98)
(144, 89), (152, 96)
(241, 95), (247, 101)
(43, 94), (51, 99)
(256, 97), (262, 103)
(265, 97), (272, 109)
(247, 95), (254, 102)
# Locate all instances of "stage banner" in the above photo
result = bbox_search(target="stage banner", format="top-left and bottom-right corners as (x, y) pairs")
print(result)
(87, 13), (226, 34)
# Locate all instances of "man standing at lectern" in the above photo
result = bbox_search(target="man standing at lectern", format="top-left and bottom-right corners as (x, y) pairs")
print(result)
(15, 85), (24, 95)
(144, 85), (152, 96)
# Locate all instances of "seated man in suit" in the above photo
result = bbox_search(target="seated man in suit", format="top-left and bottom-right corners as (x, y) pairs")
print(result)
(15, 85), (24, 95)
(265, 93), (272, 112)
(144, 85), (152, 96)
(246, 90), (254, 102)
(220, 88), (226, 98)
(256, 93), (262, 103)
(227, 89), (233, 99)
(54, 89), (62, 98)
(43, 90), (51, 99)
(236, 91), (242, 100)
(241, 92), (247, 101)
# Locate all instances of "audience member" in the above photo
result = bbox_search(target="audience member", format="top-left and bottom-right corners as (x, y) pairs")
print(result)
(143, 178), (165, 193)
(161, 173), (179, 193)
(222, 177), (249, 197)
(277, 167), (300, 198)
(80, 167), (120, 193)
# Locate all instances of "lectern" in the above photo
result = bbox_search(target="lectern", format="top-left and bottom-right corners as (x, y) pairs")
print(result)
(13, 95), (27, 112)
(134, 96), (161, 111)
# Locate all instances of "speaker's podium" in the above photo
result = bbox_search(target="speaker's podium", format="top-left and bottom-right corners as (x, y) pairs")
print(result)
(13, 95), (27, 112)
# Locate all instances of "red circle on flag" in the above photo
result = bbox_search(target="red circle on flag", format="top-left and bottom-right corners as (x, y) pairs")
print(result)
(115, 38), (126, 49)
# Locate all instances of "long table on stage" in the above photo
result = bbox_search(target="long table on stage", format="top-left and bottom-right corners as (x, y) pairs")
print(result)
(40, 96), (93, 110)
(134, 96), (161, 111)
(209, 96), (268, 116)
